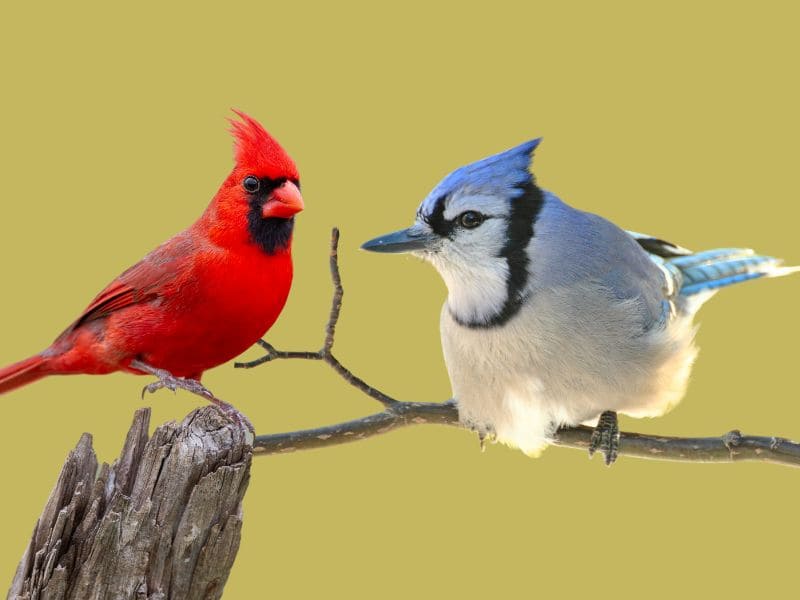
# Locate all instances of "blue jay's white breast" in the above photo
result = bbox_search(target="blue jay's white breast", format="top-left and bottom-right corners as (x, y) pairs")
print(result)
(438, 196), (699, 456)
(441, 289), (697, 455)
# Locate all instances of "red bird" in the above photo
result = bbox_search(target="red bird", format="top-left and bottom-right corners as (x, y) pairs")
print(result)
(0, 111), (303, 421)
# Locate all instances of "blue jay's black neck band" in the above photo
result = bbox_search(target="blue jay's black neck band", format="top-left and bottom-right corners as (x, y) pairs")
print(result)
(451, 180), (544, 329)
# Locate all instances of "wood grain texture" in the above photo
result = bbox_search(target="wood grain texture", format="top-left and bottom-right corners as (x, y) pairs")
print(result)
(8, 406), (252, 600)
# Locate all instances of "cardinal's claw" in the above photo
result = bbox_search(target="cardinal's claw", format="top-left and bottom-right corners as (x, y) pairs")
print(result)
(132, 359), (255, 434)
(208, 398), (255, 434)
(589, 410), (620, 466)
(141, 377), (178, 398)
(140, 371), (211, 398)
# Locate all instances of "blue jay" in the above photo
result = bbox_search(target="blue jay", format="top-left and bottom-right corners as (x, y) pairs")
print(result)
(362, 139), (798, 464)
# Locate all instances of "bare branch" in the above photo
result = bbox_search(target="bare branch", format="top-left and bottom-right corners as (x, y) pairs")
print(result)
(252, 400), (800, 467)
(253, 401), (459, 455)
(236, 227), (398, 408)
(243, 228), (800, 468)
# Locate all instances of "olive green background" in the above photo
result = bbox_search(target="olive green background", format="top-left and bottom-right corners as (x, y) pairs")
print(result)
(1, 2), (798, 598)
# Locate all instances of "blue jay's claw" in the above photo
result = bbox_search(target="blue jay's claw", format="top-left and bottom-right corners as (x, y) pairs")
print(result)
(589, 411), (620, 466)
(460, 416), (496, 452)
(478, 430), (497, 452)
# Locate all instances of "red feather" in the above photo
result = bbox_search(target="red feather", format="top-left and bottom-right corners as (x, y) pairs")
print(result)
(0, 354), (48, 394)
(229, 109), (298, 180)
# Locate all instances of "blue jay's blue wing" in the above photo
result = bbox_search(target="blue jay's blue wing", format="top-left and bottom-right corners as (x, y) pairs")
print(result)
(533, 199), (671, 328)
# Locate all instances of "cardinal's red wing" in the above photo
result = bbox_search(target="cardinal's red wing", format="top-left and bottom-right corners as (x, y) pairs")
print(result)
(70, 279), (160, 326)
(56, 233), (196, 340)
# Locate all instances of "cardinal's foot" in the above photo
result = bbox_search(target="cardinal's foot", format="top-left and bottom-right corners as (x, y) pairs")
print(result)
(132, 359), (254, 434)
(589, 410), (620, 466)
(142, 373), (214, 400)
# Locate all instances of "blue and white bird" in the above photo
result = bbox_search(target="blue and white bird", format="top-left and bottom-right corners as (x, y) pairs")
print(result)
(361, 139), (798, 463)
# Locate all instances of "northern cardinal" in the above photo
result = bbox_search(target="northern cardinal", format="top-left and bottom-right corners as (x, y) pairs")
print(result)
(0, 111), (303, 419)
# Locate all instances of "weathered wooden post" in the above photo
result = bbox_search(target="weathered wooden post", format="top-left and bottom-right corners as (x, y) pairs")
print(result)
(8, 406), (252, 600)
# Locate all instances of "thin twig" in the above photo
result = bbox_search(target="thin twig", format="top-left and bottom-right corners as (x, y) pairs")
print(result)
(323, 227), (343, 353)
(236, 228), (398, 408)
(242, 228), (800, 468)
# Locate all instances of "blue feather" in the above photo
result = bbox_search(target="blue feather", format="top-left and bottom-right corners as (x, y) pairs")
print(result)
(420, 139), (541, 215)
(669, 248), (752, 269)
(681, 272), (766, 295)
(670, 249), (785, 296)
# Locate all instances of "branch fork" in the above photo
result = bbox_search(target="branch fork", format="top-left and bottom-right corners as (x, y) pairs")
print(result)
(236, 228), (397, 409)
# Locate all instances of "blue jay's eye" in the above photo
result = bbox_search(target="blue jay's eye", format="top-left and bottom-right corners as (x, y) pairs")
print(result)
(458, 211), (484, 229)
(242, 176), (260, 193)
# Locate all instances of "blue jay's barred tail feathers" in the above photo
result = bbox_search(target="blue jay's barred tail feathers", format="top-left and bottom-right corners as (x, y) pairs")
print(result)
(669, 248), (800, 296)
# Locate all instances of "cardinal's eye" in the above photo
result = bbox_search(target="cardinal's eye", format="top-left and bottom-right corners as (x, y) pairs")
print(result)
(242, 176), (260, 193)
(458, 211), (484, 229)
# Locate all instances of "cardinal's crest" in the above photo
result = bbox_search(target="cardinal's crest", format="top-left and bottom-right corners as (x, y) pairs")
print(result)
(229, 110), (298, 181)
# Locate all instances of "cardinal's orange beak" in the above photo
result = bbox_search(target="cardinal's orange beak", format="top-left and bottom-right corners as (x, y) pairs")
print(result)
(263, 181), (304, 219)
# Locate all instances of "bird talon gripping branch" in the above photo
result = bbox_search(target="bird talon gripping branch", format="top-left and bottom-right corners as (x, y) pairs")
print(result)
(141, 380), (175, 399)
(589, 411), (620, 466)
(138, 369), (209, 400)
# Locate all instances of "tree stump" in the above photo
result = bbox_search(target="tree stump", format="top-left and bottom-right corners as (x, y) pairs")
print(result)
(7, 406), (253, 600)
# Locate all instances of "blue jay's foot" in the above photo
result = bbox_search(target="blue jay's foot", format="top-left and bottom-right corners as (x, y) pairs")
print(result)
(133, 359), (255, 434)
(589, 410), (620, 466)
(477, 429), (497, 452)
(460, 416), (496, 452)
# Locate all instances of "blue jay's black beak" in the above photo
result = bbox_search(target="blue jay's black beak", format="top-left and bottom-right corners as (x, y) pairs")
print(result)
(361, 226), (436, 253)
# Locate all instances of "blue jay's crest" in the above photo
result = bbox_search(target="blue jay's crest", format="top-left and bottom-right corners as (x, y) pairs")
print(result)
(420, 138), (542, 215)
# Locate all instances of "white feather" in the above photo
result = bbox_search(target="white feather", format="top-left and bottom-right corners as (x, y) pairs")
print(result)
(439, 281), (698, 455)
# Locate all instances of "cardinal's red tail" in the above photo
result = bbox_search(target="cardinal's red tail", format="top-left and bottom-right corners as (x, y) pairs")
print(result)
(0, 354), (50, 395)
